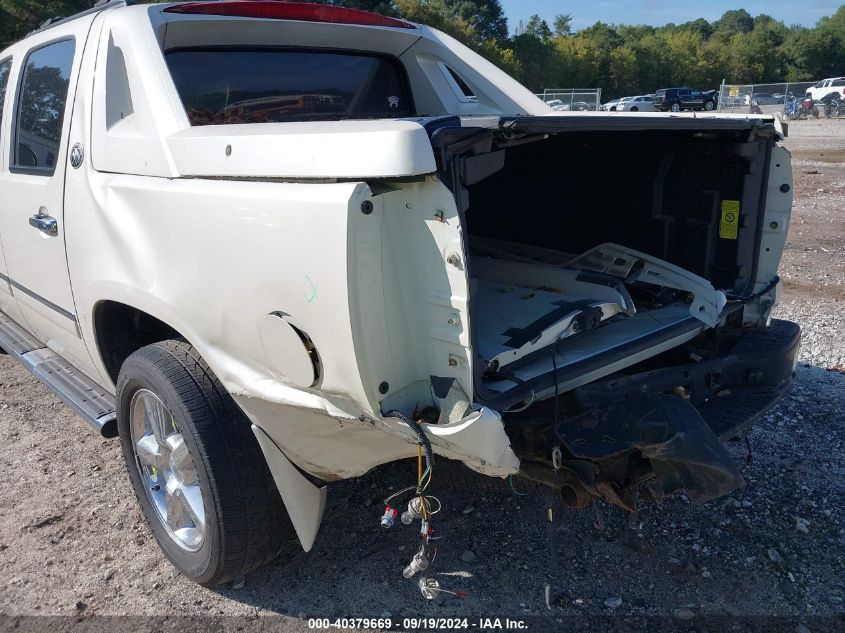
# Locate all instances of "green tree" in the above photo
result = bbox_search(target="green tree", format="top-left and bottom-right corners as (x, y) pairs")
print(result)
(714, 9), (754, 36)
(523, 14), (551, 41)
(0, 0), (90, 44)
(450, 0), (508, 41)
(553, 14), (572, 37)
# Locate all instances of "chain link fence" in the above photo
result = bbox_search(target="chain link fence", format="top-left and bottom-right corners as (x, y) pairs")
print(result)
(535, 88), (602, 111)
(717, 81), (817, 116)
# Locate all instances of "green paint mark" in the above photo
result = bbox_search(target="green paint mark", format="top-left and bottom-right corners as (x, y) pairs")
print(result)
(305, 276), (317, 303)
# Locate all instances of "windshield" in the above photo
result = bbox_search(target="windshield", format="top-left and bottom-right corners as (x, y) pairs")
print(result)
(166, 48), (414, 125)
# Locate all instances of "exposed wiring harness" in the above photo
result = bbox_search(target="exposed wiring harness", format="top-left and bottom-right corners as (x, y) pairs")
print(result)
(381, 410), (456, 599)
(724, 275), (780, 302)
(384, 409), (434, 496)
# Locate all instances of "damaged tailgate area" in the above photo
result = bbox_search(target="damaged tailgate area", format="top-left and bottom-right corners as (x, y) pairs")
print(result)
(432, 115), (800, 510)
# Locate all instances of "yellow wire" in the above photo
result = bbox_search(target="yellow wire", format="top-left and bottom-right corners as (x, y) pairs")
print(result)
(417, 444), (428, 520)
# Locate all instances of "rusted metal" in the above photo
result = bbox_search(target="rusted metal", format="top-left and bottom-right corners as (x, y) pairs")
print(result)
(512, 393), (745, 510)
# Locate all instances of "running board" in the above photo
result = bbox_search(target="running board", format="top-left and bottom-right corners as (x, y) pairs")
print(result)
(0, 312), (117, 437)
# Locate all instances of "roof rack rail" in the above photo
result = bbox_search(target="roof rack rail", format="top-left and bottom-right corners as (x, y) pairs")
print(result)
(26, 0), (134, 37)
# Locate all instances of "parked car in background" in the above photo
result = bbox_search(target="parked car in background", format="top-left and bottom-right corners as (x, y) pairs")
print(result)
(602, 96), (633, 111)
(719, 95), (744, 108)
(806, 77), (845, 102)
(654, 87), (718, 112)
(616, 95), (656, 112)
(559, 101), (599, 111)
(745, 93), (780, 106)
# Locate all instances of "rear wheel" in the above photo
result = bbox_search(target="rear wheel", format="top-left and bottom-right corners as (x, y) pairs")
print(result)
(670, 102), (681, 112)
(116, 339), (292, 586)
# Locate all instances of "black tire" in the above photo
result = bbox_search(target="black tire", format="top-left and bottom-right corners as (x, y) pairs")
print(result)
(704, 100), (715, 111)
(670, 102), (681, 112)
(116, 339), (292, 586)
(630, 106), (639, 112)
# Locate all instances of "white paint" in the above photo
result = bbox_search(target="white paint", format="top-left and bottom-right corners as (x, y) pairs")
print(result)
(167, 121), (437, 179)
(252, 425), (327, 552)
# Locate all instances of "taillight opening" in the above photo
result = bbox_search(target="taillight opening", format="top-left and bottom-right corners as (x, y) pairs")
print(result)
(163, 1), (417, 29)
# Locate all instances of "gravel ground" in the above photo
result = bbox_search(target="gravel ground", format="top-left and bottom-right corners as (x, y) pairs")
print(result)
(0, 118), (843, 632)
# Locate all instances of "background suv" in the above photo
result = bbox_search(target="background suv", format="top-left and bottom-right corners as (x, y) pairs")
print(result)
(654, 87), (718, 112)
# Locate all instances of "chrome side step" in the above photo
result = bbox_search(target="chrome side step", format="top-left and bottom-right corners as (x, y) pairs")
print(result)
(0, 312), (117, 437)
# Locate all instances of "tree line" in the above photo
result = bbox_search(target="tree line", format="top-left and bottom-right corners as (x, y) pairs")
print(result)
(2, 0), (844, 98)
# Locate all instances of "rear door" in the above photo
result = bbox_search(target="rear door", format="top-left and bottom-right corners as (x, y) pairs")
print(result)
(0, 18), (94, 349)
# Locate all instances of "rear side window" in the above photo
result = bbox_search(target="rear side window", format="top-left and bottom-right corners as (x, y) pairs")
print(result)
(0, 59), (11, 130)
(439, 63), (477, 103)
(165, 48), (414, 125)
(13, 39), (75, 173)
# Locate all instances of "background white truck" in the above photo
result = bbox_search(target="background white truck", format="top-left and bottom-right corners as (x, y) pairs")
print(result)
(0, 0), (798, 587)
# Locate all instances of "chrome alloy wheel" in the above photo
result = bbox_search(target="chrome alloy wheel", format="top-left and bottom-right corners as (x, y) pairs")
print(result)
(129, 389), (206, 551)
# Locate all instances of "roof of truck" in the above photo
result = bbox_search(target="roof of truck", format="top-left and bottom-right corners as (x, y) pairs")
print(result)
(27, 0), (420, 37)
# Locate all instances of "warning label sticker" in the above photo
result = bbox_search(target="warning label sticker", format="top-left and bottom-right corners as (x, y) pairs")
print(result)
(720, 200), (740, 240)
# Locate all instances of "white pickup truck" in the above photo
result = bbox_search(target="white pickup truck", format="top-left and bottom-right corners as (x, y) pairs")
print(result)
(0, 0), (799, 587)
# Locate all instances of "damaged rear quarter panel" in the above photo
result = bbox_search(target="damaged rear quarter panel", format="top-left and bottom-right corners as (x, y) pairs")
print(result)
(70, 172), (518, 481)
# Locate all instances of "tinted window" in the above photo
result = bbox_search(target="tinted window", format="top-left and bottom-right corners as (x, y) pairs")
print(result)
(0, 59), (11, 132)
(446, 66), (477, 101)
(14, 39), (75, 172)
(833, 80), (845, 87)
(166, 49), (414, 125)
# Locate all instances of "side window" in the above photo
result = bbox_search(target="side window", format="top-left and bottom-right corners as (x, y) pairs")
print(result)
(438, 63), (477, 103)
(0, 59), (11, 137)
(13, 38), (75, 174)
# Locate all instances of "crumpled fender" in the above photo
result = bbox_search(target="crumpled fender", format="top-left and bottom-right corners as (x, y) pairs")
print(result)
(251, 425), (327, 552)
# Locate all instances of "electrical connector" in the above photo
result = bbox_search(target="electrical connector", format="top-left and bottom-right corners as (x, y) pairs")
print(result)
(402, 546), (430, 579)
(380, 506), (399, 529)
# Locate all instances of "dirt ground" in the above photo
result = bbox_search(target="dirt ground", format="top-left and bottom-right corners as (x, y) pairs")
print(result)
(0, 118), (843, 632)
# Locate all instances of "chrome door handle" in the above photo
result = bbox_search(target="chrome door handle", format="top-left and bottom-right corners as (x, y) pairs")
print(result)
(29, 213), (58, 236)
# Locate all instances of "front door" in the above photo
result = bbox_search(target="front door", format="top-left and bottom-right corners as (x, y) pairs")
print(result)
(0, 19), (92, 363)
(0, 55), (27, 326)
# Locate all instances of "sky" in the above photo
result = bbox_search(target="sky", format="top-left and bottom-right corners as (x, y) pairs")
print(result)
(500, 1), (842, 32)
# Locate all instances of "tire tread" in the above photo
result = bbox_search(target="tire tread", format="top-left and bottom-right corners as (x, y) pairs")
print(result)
(117, 339), (291, 585)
